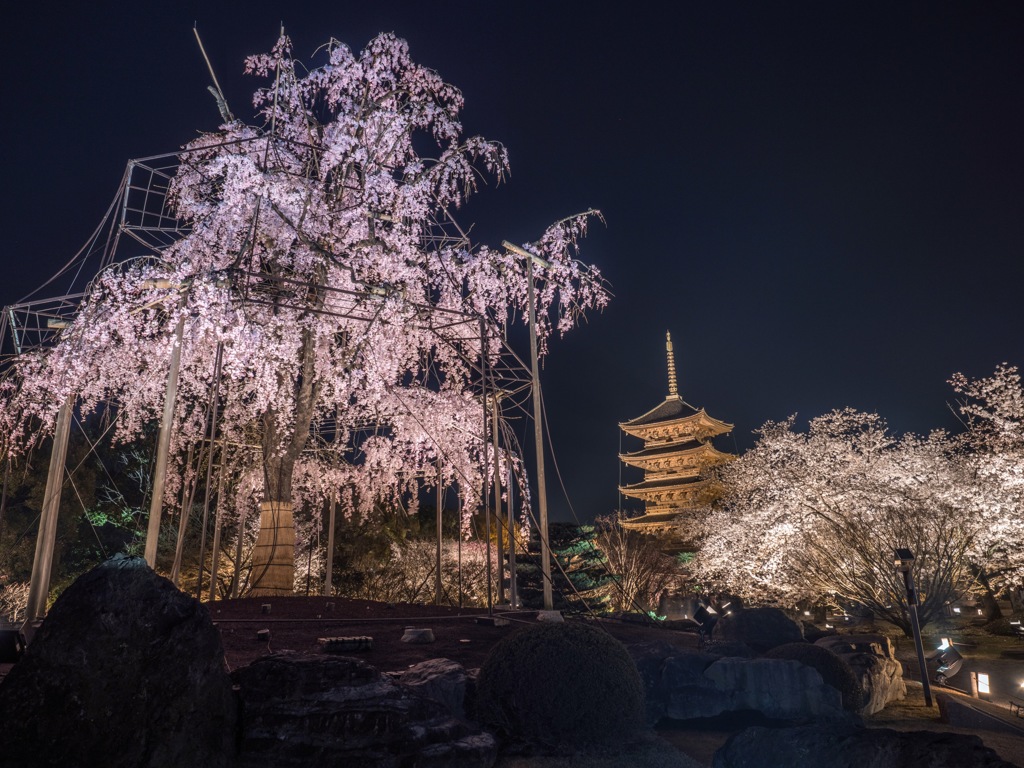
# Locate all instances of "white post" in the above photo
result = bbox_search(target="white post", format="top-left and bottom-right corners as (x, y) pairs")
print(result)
(24, 394), (74, 624)
(435, 460), (443, 605)
(492, 393), (504, 605)
(144, 316), (185, 568)
(323, 495), (336, 596)
(527, 258), (553, 610)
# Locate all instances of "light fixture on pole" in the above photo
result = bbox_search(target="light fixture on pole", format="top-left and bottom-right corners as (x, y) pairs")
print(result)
(894, 548), (933, 707)
(502, 240), (554, 611)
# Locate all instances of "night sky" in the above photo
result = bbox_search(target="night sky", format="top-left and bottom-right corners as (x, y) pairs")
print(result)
(5, 3), (1024, 522)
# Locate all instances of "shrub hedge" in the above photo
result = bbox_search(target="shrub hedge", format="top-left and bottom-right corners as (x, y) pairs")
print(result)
(475, 620), (646, 747)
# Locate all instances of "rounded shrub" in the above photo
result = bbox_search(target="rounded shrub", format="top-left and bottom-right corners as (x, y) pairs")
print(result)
(763, 642), (865, 712)
(475, 620), (646, 748)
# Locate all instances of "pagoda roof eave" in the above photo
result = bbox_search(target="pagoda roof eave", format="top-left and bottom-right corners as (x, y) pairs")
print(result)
(619, 477), (712, 503)
(620, 407), (734, 440)
(620, 395), (698, 427)
(619, 441), (733, 462)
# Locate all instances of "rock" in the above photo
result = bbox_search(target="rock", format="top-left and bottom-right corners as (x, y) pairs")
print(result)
(232, 652), (496, 768)
(536, 610), (564, 623)
(712, 723), (1017, 768)
(703, 640), (756, 658)
(702, 657), (847, 720)
(402, 627), (436, 643)
(319, 635), (374, 653)
(815, 633), (906, 715)
(627, 641), (712, 724)
(0, 554), (236, 768)
(465, 667), (481, 719)
(665, 657), (849, 722)
(400, 658), (468, 718)
(661, 651), (719, 689)
(711, 606), (803, 653)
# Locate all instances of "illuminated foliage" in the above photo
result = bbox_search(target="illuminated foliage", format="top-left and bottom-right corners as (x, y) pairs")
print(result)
(692, 409), (975, 635)
(950, 364), (1024, 592)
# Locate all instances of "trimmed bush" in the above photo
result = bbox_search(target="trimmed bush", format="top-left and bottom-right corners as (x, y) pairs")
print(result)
(475, 620), (645, 747)
(763, 642), (864, 712)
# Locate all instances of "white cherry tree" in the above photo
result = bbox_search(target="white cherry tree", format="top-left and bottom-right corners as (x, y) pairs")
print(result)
(693, 409), (977, 635)
(0, 34), (608, 594)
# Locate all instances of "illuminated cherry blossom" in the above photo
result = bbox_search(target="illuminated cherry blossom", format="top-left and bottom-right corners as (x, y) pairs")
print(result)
(0, 33), (608, 592)
(692, 409), (976, 634)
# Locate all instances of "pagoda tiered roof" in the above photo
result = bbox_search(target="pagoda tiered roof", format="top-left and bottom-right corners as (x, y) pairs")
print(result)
(616, 331), (734, 550)
(618, 476), (713, 505)
(619, 440), (733, 473)
(619, 400), (733, 443)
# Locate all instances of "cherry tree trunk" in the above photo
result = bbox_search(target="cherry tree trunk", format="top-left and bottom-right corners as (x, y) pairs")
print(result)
(249, 329), (318, 596)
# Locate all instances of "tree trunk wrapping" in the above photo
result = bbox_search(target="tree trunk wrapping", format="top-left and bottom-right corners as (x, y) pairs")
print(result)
(250, 501), (295, 595)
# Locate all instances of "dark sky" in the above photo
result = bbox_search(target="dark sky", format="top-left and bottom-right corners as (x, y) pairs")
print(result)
(4, 2), (1024, 522)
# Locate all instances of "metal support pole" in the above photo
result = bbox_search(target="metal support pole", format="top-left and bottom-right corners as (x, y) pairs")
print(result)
(145, 316), (185, 568)
(480, 319), (493, 614)
(230, 500), (247, 599)
(208, 438), (228, 602)
(902, 566), (933, 707)
(324, 495), (336, 596)
(508, 463), (518, 608)
(196, 342), (224, 600)
(24, 394), (74, 624)
(492, 393), (504, 605)
(324, 409), (341, 597)
(458, 492), (463, 609)
(0, 457), (11, 542)
(435, 460), (443, 605)
(527, 258), (553, 610)
(171, 443), (196, 586)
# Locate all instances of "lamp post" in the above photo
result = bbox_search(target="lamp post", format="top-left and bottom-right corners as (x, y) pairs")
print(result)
(894, 548), (933, 707)
(502, 240), (553, 611)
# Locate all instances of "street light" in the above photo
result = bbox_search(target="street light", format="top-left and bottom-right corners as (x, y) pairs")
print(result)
(501, 240), (554, 611)
(894, 548), (933, 707)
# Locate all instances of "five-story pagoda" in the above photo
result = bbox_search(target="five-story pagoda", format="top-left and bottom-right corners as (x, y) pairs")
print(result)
(618, 332), (733, 548)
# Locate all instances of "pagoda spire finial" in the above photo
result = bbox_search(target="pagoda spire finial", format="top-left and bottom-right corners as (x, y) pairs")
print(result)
(666, 330), (679, 397)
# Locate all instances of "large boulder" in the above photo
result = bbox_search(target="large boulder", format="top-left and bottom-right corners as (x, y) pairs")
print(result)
(815, 633), (906, 715)
(712, 723), (1017, 768)
(627, 641), (714, 724)
(700, 659), (843, 724)
(232, 652), (495, 767)
(711, 607), (803, 653)
(632, 646), (851, 723)
(667, 657), (848, 721)
(0, 554), (236, 768)
(399, 657), (468, 718)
